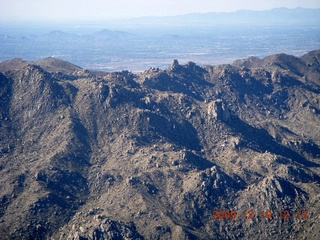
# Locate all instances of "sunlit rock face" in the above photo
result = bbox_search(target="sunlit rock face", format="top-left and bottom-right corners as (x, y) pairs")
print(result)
(0, 50), (319, 239)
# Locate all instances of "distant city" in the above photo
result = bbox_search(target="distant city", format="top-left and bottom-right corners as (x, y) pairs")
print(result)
(1, 8), (319, 72)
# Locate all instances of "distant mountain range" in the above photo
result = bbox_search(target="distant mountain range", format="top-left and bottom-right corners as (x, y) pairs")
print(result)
(110, 7), (320, 27)
(1, 7), (319, 28)
(0, 8), (319, 76)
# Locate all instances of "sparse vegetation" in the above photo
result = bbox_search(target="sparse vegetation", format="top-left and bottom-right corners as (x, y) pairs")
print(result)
(0, 51), (319, 239)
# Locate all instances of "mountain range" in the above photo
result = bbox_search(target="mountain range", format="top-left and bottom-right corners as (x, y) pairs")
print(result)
(110, 7), (320, 28)
(0, 50), (319, 239)
(1, 8), (319, 73)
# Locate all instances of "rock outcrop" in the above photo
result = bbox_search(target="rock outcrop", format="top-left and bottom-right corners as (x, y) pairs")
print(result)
(207, 99), (232, 121)
(0, 51), (319, 239)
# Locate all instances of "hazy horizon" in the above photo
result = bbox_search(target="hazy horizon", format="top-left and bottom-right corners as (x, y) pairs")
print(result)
(1, 0), (320, 22)
(1, 4), (319, 72)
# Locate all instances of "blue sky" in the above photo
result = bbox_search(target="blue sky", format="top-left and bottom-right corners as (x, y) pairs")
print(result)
(1, 0), (320, 21)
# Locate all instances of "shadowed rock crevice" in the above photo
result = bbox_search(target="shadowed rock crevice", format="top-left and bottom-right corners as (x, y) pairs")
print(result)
(0, 51), (319, 239)
(227, 115), (320, 168)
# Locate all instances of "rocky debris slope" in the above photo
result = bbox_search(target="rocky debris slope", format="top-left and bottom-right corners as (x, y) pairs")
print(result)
(0, 51), (319, 239)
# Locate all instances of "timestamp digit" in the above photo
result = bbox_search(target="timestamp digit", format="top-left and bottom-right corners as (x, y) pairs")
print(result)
(231, 210), (237, 219)
(220, 210), (227, 219)
(226, 210), (231, 219)
(301, 210), (308, 219)
(297, 210), (308, 220)
(261, 210), (272, 219)
(248, 210), (254, 219)
(265, 210), (272, 219)
(212, 210), (220, 220)
(279, 210), (290, 220)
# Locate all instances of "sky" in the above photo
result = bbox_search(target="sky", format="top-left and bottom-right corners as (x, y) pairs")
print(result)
(1, 0), (320, 21)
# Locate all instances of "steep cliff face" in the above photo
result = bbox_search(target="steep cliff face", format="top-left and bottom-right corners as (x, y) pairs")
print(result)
(0, 51), (319, 239)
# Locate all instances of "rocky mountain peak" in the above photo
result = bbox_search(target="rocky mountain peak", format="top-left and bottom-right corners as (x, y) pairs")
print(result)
(171, 59), (180, 69)
(0, 50), (319, 239)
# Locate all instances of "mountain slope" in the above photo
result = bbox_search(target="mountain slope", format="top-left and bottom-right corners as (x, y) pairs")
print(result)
(0, 51), (319, 239)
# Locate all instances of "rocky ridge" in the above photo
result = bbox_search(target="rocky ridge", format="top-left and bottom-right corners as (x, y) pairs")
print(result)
(0, 50), (319, 239)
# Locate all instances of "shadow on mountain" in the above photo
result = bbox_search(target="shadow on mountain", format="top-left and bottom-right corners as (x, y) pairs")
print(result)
(183, 151), (214, 170)
(228, 116), (320, 168)
(143, 62), (214, 101)
(138, 111), (202, 151)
